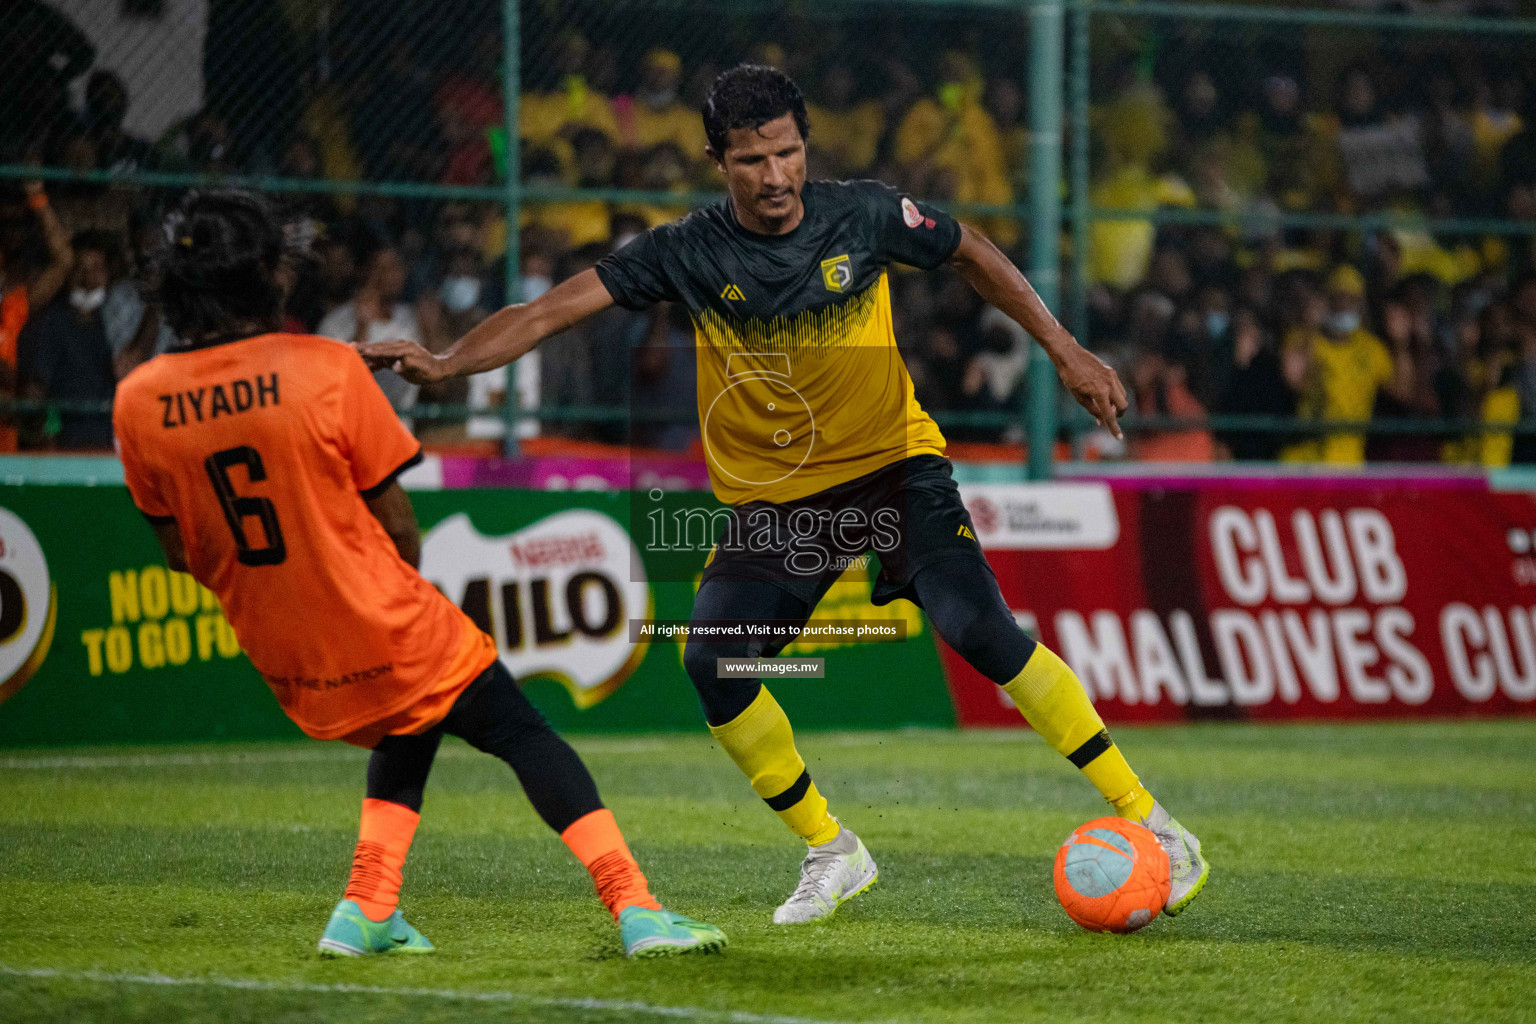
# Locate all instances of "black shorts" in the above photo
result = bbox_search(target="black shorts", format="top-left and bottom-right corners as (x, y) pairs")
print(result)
(700, 454), (992, 607)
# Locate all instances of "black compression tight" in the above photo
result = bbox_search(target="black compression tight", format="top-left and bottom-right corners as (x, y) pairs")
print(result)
(682, 577), (808, 725)
(365, 661), (603, 833)
(682, 558), (1038, 726)
(908, 556), (1038, 684)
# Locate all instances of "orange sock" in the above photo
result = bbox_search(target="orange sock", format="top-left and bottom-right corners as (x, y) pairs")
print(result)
(344, 798), (420, 922)
(559, 809), (662, 920)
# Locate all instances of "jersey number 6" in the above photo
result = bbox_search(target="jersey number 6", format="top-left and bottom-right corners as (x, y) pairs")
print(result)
(204, 446), (287, 567)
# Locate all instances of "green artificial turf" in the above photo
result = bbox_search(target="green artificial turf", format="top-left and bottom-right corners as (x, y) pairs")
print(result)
(2, 722), (1533, 1023)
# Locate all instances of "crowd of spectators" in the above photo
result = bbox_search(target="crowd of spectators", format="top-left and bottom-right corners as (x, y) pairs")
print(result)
(3, 0), (1536, 464)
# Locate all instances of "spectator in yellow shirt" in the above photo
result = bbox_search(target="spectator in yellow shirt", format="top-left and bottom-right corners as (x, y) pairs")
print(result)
(805, 65), (884, 177)
(620, 50), (709, 170)
(522, 129), (615, 252)
(1087, 78), (1196, 288)
(984, 78), (1029, 196)
(616, 142), (692, 228)
(1471, 75), (1524, 190)
(521, 34), (619, 150)
(893, 51), (1013, 243)
(1283, 265), (1414, 464)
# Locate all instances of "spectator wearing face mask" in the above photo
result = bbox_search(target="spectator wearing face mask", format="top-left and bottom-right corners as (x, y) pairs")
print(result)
(411, 248), (488, 442)
(459, 246), (556, 443)
(1283, 265), (1414, 464)
(17, 231), (119, 449)
(316, 243), (447, 416)
(438, 249), (490, 327)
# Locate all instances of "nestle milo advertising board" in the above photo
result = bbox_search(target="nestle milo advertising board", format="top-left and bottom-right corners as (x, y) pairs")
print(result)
(0, 485), (954, 747)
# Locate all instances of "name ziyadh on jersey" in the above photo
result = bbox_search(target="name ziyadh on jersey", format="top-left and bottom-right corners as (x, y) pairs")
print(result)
(159, 373), (280, 429)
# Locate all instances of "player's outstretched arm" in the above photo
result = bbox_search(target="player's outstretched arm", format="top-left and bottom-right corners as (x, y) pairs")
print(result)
(948, 224), (1128, 439)
(357, 268), (615, 385)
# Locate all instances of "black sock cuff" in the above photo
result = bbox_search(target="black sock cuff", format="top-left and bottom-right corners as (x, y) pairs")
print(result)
(763, 769), (813, 811)
(1067, 729), (1114, 769)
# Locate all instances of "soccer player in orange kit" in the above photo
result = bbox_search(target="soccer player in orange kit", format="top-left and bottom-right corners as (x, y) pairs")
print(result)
(112, 190), (725, 959)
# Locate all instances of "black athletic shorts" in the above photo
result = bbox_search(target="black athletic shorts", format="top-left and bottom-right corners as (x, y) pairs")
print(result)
(699, 454), (993, 607)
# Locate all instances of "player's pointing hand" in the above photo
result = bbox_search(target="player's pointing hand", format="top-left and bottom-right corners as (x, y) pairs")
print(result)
(1055, 342), (1129, 441)
(355, 339), (450, 385)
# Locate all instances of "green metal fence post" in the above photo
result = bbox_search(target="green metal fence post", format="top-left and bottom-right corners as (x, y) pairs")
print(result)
(1068, 0), (1090, 346)
(500, 0), (523, 458)
(1026, 0), (1064, 481)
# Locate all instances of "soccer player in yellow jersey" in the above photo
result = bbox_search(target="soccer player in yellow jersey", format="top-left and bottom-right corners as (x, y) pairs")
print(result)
(363, 65), (1209, 924)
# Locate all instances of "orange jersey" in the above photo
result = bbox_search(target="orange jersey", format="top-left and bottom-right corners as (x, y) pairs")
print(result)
(113, 333), (495, 741)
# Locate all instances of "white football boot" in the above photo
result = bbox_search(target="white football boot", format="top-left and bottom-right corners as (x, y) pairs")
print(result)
(1136, 801), (1209, 916)
(772, 824), (878, 924)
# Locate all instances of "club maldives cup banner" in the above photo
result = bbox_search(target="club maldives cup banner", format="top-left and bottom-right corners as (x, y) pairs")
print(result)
(944, 478), (1536, 726)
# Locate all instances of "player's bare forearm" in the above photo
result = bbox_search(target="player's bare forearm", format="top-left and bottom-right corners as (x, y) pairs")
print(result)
(151, 520), (190, 574)
(357, 269), (615, 384)
(365, 482), (420, 568)
(949, 224), (1073, 358)
(948, 223), (1128, 438)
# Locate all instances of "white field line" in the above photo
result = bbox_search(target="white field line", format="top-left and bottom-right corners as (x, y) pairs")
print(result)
(0, 965), (854, 1024)
(0, 738), (670, 771)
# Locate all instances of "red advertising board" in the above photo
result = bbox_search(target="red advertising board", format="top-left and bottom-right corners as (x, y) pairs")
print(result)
(942, 475), (1536, 725)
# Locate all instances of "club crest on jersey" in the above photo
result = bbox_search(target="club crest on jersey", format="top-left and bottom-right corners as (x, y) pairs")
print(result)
(820, 254), (853, 293)
(720, 283), (745, 302)
(902, 196), (923, 228)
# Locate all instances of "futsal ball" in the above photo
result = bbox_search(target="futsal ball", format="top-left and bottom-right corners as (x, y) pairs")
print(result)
(1053, 817), (1170, 933)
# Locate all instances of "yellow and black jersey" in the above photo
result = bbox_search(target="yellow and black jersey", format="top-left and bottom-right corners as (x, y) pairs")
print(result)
(595, 179), (961, 505)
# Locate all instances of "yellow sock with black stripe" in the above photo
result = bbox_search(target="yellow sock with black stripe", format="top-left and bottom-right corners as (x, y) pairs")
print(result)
(708, 687), (841, 846)
(1001, 644), (1155, 820)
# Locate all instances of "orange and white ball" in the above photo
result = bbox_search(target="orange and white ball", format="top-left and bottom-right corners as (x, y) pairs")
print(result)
(1053, 817), (1170, 933)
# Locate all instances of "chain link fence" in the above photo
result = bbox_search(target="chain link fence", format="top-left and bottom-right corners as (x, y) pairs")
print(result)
(1066, 1), (1536, 466)
(1, 0), (1534, 469)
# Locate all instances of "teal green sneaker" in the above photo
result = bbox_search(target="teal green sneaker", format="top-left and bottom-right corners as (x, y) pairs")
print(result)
(619, 906), (727, 958)
(317, 899), (435, 957)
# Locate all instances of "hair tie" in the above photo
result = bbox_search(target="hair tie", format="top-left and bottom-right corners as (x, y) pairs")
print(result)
(179, 236), (193, 248)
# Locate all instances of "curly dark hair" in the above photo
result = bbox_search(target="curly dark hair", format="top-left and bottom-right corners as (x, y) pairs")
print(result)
(156, 190), (286, 343)
(701, 64), (810, 157)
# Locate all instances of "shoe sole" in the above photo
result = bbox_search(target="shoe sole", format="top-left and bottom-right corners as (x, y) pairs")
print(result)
(317, 938), (435, 957)
(774, 865), (879, 925)
(317, 939), (363, 958)
(1163, 858), (1210, 918)
(627, 933), (729, 959)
